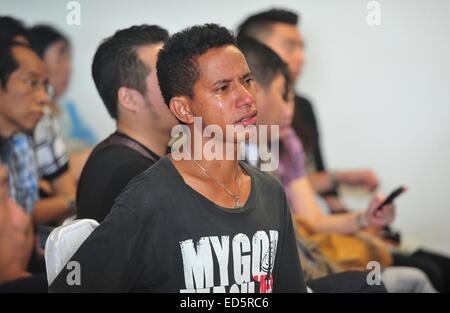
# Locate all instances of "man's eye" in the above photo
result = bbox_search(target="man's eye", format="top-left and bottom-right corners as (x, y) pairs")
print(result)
(244, 77), (254, 85)
(283, 43), (296, 52)
(25, 79), (38, 87)
(217, 85), (228, 92)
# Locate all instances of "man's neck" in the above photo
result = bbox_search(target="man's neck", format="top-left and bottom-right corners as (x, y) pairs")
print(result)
(180, 140), (241, 184)
(169, 138), (252, 210)
(116, 122), (169, 157)
(0, 117), (15, 139)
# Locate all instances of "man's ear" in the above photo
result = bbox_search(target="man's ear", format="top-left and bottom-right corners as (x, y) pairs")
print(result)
(169, 96), (194, 124)
(117, 86), (140, 113)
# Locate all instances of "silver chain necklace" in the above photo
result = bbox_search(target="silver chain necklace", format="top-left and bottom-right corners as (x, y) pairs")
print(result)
(191, 158), (241, 209)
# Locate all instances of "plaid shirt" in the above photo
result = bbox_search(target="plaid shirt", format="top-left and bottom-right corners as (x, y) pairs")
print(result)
(1, 133), (39, 214)
(34, 106), (69, 181)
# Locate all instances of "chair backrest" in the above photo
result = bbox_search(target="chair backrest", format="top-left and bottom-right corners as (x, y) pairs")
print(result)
(44, 219), (99, 285)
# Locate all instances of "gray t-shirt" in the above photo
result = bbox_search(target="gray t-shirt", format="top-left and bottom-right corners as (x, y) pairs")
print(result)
(50, 156), (306, 293)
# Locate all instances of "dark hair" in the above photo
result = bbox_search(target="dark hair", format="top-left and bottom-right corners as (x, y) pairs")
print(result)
(28, 24), (69, 58)
(0, 16), (28, 43)
(157, 23), (235, 105)
(91, 25), (169, 119)
(0, 41), (29, 89)
(238, 36), (290, 97)
(236, 8), (299, 42)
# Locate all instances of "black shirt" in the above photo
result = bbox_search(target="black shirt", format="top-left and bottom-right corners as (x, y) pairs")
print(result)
(292, 94), (324, 172)
(76, 132), (159, 222)
(50, 156), (307, 293)
(293, 95), (338, 197)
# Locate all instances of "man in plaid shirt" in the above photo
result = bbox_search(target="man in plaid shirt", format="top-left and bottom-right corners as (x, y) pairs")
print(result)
(0, 41), (47, 215)
(1, 25), (76, 225)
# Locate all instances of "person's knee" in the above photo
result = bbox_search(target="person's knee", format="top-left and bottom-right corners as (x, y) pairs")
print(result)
(383, 267), (437, 293)
(399, 267), (436, 292)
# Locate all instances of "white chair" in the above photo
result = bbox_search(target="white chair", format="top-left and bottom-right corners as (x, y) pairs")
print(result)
(44, 219), (99, 285)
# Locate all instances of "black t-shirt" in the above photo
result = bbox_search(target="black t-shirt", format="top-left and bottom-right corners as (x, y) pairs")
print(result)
(292, 94), (324, 172)
(293, 95), (338, 197)
(50, 156), (307, 293)
(76, 132), (159, 222)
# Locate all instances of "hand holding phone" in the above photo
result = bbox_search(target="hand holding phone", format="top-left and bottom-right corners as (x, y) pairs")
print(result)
(374, 185), (408, 212)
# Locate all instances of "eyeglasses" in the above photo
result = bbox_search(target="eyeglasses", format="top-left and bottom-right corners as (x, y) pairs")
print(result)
(22, 78), (54, 99)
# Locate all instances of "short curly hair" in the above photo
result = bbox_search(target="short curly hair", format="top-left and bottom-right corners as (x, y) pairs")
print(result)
(156, 23), (235, 105)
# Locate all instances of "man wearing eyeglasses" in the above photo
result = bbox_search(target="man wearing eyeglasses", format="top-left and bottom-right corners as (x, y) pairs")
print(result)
(1, 41), (75, 225)
(0, 41), (48, 212)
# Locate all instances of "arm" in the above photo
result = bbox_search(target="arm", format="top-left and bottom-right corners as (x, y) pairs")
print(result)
(307, 172), (350, 213)
(32, 196), (75, 225)
(308, 170), (379, 194)
(32, 161), (77, 225)
(287, 176), (394, 235)
(51, 170), (76, 198)
(323, 195), (349, 213)
(308, 170), (379, 214)
(0, 200), (34, 284)
(276, 132), (363, 233)
(34, 169), (78, 224)
(0, 165), (34, 283)
(307, 171), (335, 194)
(68, 148), (92, 184)
(288, 177), (361, 234)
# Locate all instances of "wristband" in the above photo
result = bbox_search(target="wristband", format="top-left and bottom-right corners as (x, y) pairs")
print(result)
(65, 196), (76, 213)
(356, 212), (369, 229)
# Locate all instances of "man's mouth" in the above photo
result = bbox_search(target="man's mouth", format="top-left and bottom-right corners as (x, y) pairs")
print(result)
(29, 112), (44, 122)
(235, 110), (258, 126)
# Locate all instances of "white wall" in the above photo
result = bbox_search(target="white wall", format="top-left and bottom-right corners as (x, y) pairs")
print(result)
(2, 0), (450, 254)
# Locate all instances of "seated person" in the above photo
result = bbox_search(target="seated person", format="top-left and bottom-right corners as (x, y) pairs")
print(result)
(76, 25), (178, 223)
(0, 17), (76, 226)
(0, 17), (40, 215)
(236, 31), (450, 292)
(49, 24), (306, 293)
(238, 36), (436, 293)
(28, 24), (96, 183)
(237, 8), (378, 213)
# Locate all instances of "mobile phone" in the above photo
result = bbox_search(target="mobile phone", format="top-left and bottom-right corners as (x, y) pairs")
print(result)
(375, 185), (408, 212)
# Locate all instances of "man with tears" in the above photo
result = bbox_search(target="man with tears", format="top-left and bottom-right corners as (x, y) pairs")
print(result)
(50, 24), (306, 293)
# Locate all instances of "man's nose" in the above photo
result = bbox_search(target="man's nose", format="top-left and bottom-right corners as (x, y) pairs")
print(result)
(36, 83), (50, 106)
(63, 58), (72, 76)
(235, 83), (255, 108)
(296, 49), (305, 69)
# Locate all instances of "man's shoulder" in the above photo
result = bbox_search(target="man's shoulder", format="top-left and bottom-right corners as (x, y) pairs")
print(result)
(112, 157), (173, 206)
(87, 136), (154, 168)
(241, 161), (284, 194)
(295, 94), (314, 108)
(78, 136), (157, 193)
